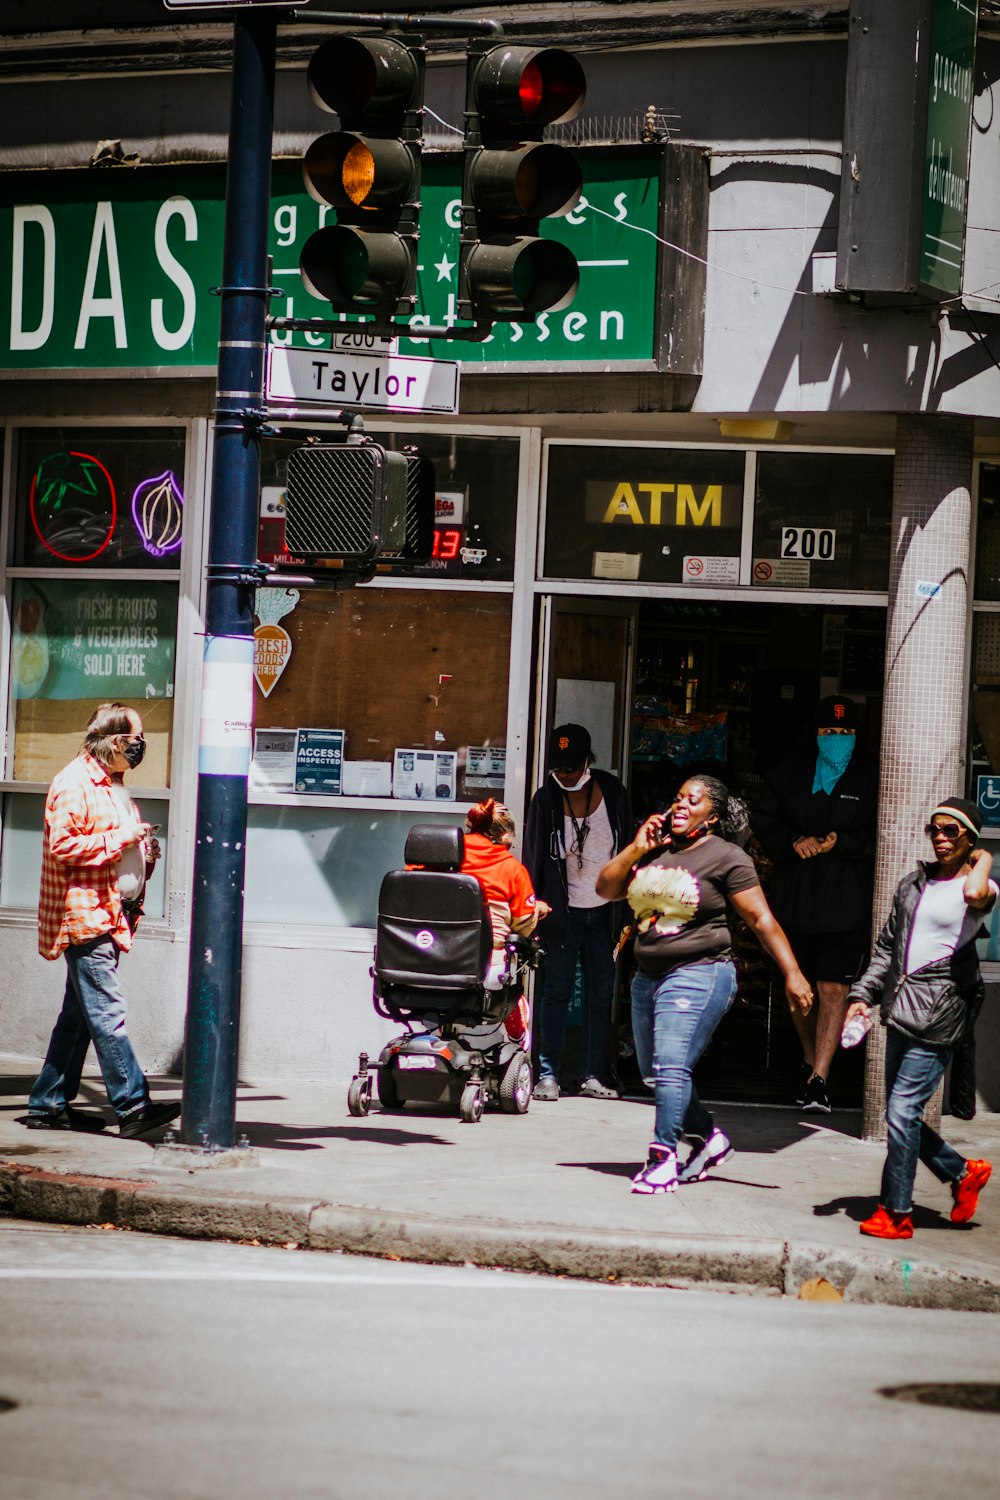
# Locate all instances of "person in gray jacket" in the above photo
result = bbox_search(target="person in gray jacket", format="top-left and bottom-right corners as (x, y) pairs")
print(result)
(845, 797), (995, 1240)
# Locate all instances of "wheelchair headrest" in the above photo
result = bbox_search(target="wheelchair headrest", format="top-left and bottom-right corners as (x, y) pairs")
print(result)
(403, 823), (464, 871)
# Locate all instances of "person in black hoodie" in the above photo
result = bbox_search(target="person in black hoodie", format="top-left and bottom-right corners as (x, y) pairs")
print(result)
(523, 724), (632, 1101)
(754, 695), (878, 1112)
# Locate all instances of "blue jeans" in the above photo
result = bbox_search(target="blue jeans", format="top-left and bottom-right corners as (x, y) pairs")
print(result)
(880, 1028), (966, 1213)
(29, 936), (150, 1123)
(538, 905), (617, 1082)
(631, 961), (737, 1151)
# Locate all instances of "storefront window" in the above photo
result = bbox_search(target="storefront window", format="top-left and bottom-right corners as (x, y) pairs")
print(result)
(259, 431), (520, 583)
(0, 792), (169, 918)
(974, 464), (1000, 601)
(251, 587), (512, 807)
(543, 445), (745, 585)
(2, 423), (185, 915)
(13, 427), (187, 569)
(752, 453), (893, 592)
(9, 579), (176, 785)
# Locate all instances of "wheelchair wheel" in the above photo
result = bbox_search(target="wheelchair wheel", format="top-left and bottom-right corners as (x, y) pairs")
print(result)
(498, 1051), (532, 1114)
(376, 1063), (401, 1110)
(347, 1075), (371, 1117)
(459, 1082), (485, 1123)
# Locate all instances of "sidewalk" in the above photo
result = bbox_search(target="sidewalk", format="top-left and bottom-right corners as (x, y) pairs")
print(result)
(2, 1055), (999, 1311)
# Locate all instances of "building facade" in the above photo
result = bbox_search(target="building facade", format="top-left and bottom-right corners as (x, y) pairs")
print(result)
(2, 2), (999, 1112)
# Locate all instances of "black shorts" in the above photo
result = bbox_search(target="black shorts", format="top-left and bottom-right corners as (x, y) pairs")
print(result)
(782, 929), (869, 987)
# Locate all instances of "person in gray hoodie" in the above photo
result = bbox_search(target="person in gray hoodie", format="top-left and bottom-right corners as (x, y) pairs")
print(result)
(845, 797), (994, 1241)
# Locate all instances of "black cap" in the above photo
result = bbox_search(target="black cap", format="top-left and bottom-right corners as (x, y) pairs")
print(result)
(815, 695), (858, 730)
(931, 796), (982, 839)
(547, 723), (592, 771)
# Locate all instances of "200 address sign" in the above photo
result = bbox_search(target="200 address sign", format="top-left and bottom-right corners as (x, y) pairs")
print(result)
(780, 526), (836, 560)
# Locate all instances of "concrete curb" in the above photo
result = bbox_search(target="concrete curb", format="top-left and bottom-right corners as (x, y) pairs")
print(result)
(3, 1158), (999, 1312)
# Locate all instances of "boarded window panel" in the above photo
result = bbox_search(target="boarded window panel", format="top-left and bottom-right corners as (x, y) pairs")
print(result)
(254, 588), (512, 798)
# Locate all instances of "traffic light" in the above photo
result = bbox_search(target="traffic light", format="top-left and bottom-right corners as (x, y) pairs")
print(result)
(284, 440), (408, 568)
(459, 43), (586, 323)
(299, 35), (424, 323)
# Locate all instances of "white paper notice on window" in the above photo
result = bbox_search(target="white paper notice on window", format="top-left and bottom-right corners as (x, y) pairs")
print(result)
(250, 728), (298, 791)
(393, 749), (457, 800)
(466, 746), (506, 789)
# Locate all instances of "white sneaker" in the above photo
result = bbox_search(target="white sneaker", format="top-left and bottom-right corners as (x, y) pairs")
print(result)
(631, 1145), (678, 1194)
(678, 1128), (734, 1184)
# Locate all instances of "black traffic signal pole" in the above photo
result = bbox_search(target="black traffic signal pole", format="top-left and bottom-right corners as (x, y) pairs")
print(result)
(181, 10), (277, 1150)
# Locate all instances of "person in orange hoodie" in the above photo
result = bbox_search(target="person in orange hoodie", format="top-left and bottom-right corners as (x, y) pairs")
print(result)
(462, 799), (550, 1039)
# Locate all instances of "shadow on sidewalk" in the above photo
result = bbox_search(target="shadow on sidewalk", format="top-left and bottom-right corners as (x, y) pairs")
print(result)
(813, 1194), (966, 1232)
(238, 1120), (455, 1151)
(0, 1075), (40, 1098)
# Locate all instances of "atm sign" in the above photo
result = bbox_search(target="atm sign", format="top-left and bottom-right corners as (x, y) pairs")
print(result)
(592, 482), (741, 528)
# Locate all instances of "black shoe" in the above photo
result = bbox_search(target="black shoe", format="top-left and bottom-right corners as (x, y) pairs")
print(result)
(801, 1074), (831, 1113)
(793, 1063), (811, 1107)
(23, 1105), (108, 1133)
(118, 1101), (181, 1139)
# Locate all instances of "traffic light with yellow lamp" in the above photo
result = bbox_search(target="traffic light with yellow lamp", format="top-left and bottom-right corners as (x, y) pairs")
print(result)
(459, 43), (587, 323)
(299, 35), (424, 323)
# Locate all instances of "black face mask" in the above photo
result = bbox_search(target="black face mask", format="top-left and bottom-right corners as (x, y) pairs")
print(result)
(122, 735), (146, 769)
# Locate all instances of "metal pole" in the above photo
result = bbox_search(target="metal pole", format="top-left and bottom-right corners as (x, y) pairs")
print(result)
(181, 10), (276, 1149)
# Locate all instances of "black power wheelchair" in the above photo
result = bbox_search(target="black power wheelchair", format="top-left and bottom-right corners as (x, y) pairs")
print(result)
(347, 824), (541, 1123)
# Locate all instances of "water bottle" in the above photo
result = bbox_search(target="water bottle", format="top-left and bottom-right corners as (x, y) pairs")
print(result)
(841, 1010), (873, 1049)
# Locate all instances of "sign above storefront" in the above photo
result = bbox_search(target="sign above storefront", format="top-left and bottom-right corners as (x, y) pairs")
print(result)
(0, 152), (659, 375)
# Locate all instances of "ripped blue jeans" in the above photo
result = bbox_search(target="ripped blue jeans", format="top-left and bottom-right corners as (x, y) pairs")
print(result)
(630, 961), (737, 1152)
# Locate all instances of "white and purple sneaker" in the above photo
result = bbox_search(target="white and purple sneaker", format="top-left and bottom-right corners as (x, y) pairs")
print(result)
(678, 1128), (734, 1184)
(631, 1145), (678, 1194)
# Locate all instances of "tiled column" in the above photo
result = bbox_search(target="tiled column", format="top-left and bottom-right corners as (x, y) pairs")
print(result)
(864, 415), (975, 1141)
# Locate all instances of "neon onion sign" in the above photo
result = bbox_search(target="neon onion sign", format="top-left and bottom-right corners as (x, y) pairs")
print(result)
(131, 470), (184, 557)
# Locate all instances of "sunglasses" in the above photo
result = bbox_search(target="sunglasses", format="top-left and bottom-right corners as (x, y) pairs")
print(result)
(924, 822), (965, 840)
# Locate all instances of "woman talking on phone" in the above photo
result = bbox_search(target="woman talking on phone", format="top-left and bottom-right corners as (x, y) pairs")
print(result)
(597, 775), (813, 1195)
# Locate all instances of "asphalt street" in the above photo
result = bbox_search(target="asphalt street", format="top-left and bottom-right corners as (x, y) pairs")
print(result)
(2, 1217), (999, 1500)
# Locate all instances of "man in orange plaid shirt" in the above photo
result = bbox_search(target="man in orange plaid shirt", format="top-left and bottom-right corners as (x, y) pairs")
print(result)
(24, 703), (181, 1138)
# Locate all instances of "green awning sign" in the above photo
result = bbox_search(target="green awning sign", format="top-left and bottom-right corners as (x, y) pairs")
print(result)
(0, 151), (660, 372)
(921, 0), (978, 295)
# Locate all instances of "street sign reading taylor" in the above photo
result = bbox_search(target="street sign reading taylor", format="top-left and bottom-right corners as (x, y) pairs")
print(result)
(267, 346), (460, 414)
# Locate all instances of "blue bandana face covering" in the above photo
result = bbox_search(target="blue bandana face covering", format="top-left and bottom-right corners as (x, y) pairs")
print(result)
(812, 733), (855, 795)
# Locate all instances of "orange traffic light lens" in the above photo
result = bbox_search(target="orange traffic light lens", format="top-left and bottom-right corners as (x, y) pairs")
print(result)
(342, 142), (376, 206)
(519, 60), (544, 116)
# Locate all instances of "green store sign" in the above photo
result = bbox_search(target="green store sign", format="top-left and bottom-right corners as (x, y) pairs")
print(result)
(0, 152), (660, 372)
(920, 0), (978, 295)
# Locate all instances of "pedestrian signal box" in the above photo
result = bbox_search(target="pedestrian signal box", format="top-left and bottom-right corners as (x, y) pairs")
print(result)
(284, 441), (409, 567)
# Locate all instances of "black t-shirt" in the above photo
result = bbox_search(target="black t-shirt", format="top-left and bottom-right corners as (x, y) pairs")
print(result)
(628, 835), (761, 978)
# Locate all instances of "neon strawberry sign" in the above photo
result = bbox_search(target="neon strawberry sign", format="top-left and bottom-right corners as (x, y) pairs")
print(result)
(29, 450), (117, 563)
(131, 470), (184, 557)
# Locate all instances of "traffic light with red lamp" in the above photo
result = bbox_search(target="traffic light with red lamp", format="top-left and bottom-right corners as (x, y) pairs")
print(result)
(299, 35), (424, 325)
(459, 43), (587, 323)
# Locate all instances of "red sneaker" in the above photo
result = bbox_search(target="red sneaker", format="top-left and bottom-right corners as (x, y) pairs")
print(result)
(860, 1205), (913, 1239)
(950, 1159), (992, 1224)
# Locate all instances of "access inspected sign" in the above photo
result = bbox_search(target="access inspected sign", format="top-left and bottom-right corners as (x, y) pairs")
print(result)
(267, 346), (460, 414)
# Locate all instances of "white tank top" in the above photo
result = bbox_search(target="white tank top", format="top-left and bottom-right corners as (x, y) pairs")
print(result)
(565, 796), (613, 909)
(109, 783), (146, 903)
